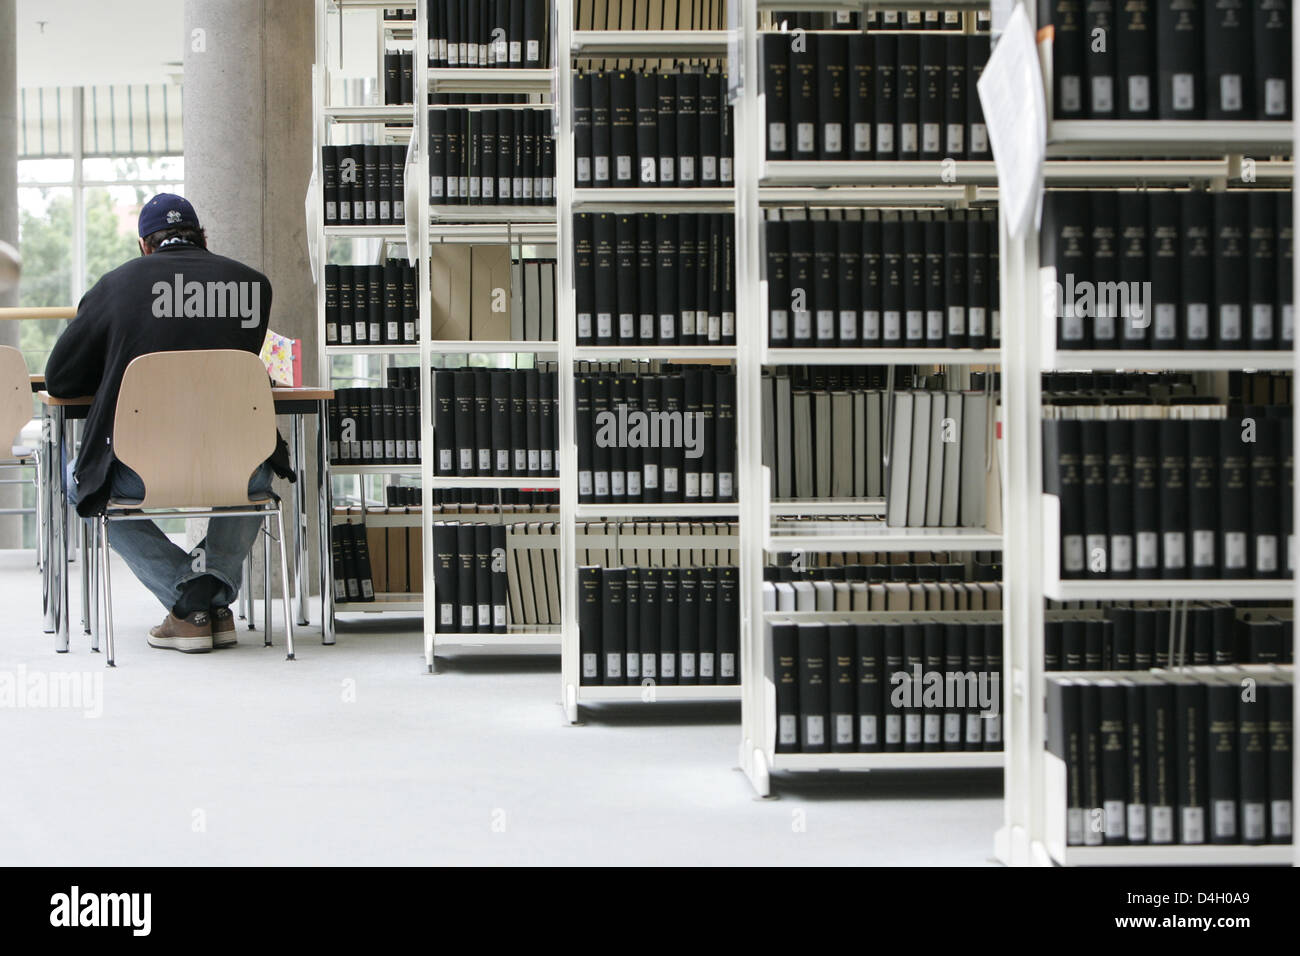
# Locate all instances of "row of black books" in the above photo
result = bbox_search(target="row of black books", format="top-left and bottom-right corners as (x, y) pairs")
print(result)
(321, 144), (407, 226)
(1043, 0), (1292, 121)
(328, 386), (422, 466)
(386, 485), (422, 507)
(429, 92), (533, 105)
(577, 521), (738, 569)
(573, 70), (733, 189)
(432, 366), (560, 477)
(769, 9), (982, 31)
(383, 52), (416, 105)
(887, 388), (995, 530)
(332, 509), (424, 598)
(1046, 605), (1294, 671)
(575, 367), (737, 504)
(761, 31), (991, 161)
(765, 572), (1004, 615)
(772, 620), (1003, 753)
(764, 560), (1001, 583)
(383, 7), (416, 20)
(430, 522), (510, 633)
(578, 566), (740, 685)
(422, 487), (560, 510)
(425, 0), (550, 69)
(1047, 672), (1293, 846)
(429, 107), (555, 205)
(575, 212), (735, 346)
(1042, 190), (1294, 351)
(765, 213), (1000, 349)
(323, 261), (420, 346)
(1043, 402), (1294, 580)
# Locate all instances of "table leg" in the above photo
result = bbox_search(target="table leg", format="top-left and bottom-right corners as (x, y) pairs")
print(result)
(41, 409), (54, 633)
(292, 413), (309, 626)
(53, 407), (69, 652)
(318, 399), (335, 645)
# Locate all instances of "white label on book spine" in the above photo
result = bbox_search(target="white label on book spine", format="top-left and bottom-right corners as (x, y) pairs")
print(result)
(718, 473), (733, 499)
(1104, 800), (1125, 839)
(440, 604), (453, 626)
(943, 713), (961, 743)
(859, 715), (878, 746)
(926, 309), (943, 341)
(379, 200), (390, 220)
(1223, 531), (1247, 569)
(768, 122), (787, 154)
(681, 311), (696, 336)
(1091, 76), (1114, 114)
(1271, 800), (1292, 838)
(862, 310), (881, 340)
(510, 41), (521, 63)
(578, 471), (593, 495)
(1252, 304), (1274, 341)
(365, 201), (376, 220)
(904, 714), (922, 744)
(641, 654), (656, 679)
(478, 450), (491, 472)
(627, 654), (640, 680)
(478, 606), (490, 627)
(923, 714), (941, 743)
(1220, 74), (1243, 112)
(576, 157), (591, 183)
(1128, 76), (1150, 112)
(527, 450), (539, 472)
(876, 124), (894, 154)
(853, 122), (871, 153)
(493, 606), (506, 628)
(900, 123), (918, 154)
(816, 310), (835, 340)
(795, 122), (814, 154)
(970, 123), (988, 155)
(701, 155), (717, 182)
(461, 607), (474, 629)
(1282, 304), (1294, 341)
(1150, 806), (1174, 843)
(619, 313), (634, 339)
(1162, 532), (1186, 570)
(498, 176), (511, 200)
(700, 473), (714, 498)
(610, 472), (624, 497)
(720, 157), (732, 182)
(577, 312), (592, 338)
(1153, 303), (1177, 340)
(885, 715), (901, 744)
(627, 472), (641, 496)
(605, 653), (621, 679)
(597, 312), (612, 339)
(325, 201), (336, 220)
(1110, 534), (1132, 573)
(616, 155), (632, 182)
(663, 468), (678, 493)
(526, 40), (539, 63)
(659, 157), (674, 183)
(1241, 803), (1265, 841)
(482, 179), (494, 200)
(594, 472), (609, 497)
(722, 311), (735, 337)
(720, 653), (734, 678)
(1127, 804), (1147, 843)
(680, 654), (696, 678)
(660, 314), (676, 340)
(906, 310), (924, 341)
(770, 309), (789, 341)
(685, 472), (699, 498)
(514, 450), (527, 472)
(1192, 530), (1214, 568)
(835, 715), (853, 744)
(1181, 807), (1205, 844)
(984, 716), (1001, 744)
(805, 715), (825, 746)
(660, 654), (675, 678)
(839, 310), (857, 341)
(1062, 534), (1085, 573)
(778, 714), (797, 745)
(1083, 813), (1103, 845)
(1172, 72), (1194, 110)
(582, 653), (597, 679)
(922, 123), (940, 154)
(823, 123), (842, 154)
(1255, 534), (1278, 573)
(793, 310), (811, 340)
(1136, 531), (1159, 570)
(947, 306), (965, 336)
(1266, 79), (1287, 116)
(1212, 800), (1238, 840)
(1219, 304), (1242, 341)
(1060, 75), (1082, 113)
(643, 464), (658, 489)
(1066, 808), (1084, 846)
(883, 310), (901, 341)
(594, 156), (609, 183)
(945, 123), (963, 155)
(679, 156), (696, 182)
(459, 449), (473, 471)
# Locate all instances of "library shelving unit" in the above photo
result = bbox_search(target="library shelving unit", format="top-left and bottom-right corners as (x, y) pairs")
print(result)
(554, 1), (745, 722)
(994, 8), (1298, 866)
(733, 0), (1005, 797)
(314, 1), (422, 643)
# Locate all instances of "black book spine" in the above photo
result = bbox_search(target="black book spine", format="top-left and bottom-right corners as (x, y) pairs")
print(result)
(433, 370), (456, 476)
(322, 145), (339, 224)
(1177, 191), (1213, 348)
(1219, 417), (1251, 577)
(1248, 192), (1278, 349)
(903, 217), (925, 347)
(715, 370), (737, 502)
(829, 623), (857, 751)
(1099, 680), (1128, 843)
(1204, 0), (1252, 119)
(896, 34), (920, 160)
(1116, 0), (1156, 118)
(601, 569), (626, 684)
(919, 34), (945, 159)
(1043, 419), (1086, 578)
(1104, 419), (1135, 577)
(765, 220), (790, 347)
(1118, 191), (1149, 347)
(590, 72), (611, 188)
(848, 35), (873, 159)
(799, 624), (830, 753)
(432, 523), (458, 632)
(473, 369), (492, 476)
(1187, 420), (1220, 578)
(675, 72), (699, 186)
(639, 568), (660, 682)
(624, 568), (642, 683)
(816, 35), (847, 161)
(902, 623), (924, 752)
(1123, 680), (1148, 842)
(1046, 0), (1086, 118)
(574, 213), (595, 345)
(883, 623), (904, 752)
(578, 566), (601, 684)
(1042, 191), (1091, 349)
(789, 33), (818, 160)
(456, 523), (477, 633)
(677, 568), (700, 684)
(324, 263), (339, 345)
(496, 108), (514, 203)
(654, 214), (678, 344)
(699, 71), (723, 182)
(1158, 419), (1189, 578)
(1156, 0), (1204, 118)
(573, 71), (592, 187)
(615, 213), (637, 344)
(1088, 191), (1120, 347)
(1249, 416), (1283, 578)
(1278, 191), (1294, 346)
(1205, 680), (1240, 844)
(610, 71), (635, 189)
(1048, 679), (1085, 844)
(717, 567), (739, 684)
(1175, 680), (1208, 844)
(1254, 0), (1292, 119)
(509, 370), (527, 475)
(1236, 685), (1268, 843)
(762, 33), (790, 159)
(1213, 193), (1249, 348)
(634, 72), (658, 187)
(873, 34), (897, 159)
(678, 214), (698, 345)
(924, 218), (945, 348)
(1131, 418), (1161, 578)
(856, 624), (882, 751)
(835, 220), (861, 347)
(1085, 0), (1118, 118)
(592, 212), (616, 345)
(1080, 682), (1104, 845)
(1266, 681), (1293, 843)
(658, 569), (679, 684)
(812, 220), (837, 347)
(1145, 681), (1176, 843)
(773, 623), (800, 752)
(474, 524), (493, 631)
(881, 218), (904, 347)
(967, 36), (991, 158)
(1080, 421), (1109, 578)
(921, 623), (944, 752)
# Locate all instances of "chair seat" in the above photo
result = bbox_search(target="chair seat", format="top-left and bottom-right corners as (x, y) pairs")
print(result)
(105, 491), (277, 512)
(8, 444), (35, 461)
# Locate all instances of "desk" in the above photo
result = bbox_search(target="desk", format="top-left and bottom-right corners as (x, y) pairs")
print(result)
(38, 387), (336, 651)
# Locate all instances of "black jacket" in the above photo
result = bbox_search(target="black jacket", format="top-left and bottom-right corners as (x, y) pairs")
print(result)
(46, 243), (293, 517)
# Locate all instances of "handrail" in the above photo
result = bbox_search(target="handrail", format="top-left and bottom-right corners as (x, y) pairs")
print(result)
(0, 307), (75, 320)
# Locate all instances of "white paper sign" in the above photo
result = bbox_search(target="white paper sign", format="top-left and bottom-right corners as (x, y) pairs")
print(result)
(977, 4), (1046, 240)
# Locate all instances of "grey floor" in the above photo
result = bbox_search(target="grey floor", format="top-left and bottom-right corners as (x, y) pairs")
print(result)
(0, 548), (1003, 866)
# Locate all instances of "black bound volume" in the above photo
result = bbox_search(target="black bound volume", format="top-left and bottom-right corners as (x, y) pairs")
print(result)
(1213, 193), (1248, 348)
(1156, 0), (1203, 118)
(818, 34), (848, 161)
(1218, 417), (1251, 578)
(1204, 0), (1252, 120)
(919, 35), (945, 159)
(579, 566), (601, 684)
(1116, 0), (1155, 118)
(762, 32), (790, 160)
(773, 623), (800, 752)
(1044, 419), (1085, 578)
(1084, 0), (1117, 117)
(635, 72), (658, 187)
(1044, 0), (1086, 118)
(1248, 192), (1277, 349)
(1148, 191), (1181, 347)
(1254, 0), (1292, 119)
(799, 624), (830, 754)
(1187, 420), (1219, 578)
(873, 34), (897, 159)
(1157, 419), (1189, 578)
(896, 34), (920, 160)
(573, 71), (592, 186)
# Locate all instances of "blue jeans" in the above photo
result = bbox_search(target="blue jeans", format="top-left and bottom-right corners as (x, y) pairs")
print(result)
(70, 458), (275, 612)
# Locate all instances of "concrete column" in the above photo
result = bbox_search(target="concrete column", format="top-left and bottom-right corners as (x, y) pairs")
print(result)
(0, 0), (21, 548)
(183, 0), (317, 604)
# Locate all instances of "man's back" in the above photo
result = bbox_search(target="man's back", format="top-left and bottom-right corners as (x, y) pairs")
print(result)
(46, 242), (275, 515)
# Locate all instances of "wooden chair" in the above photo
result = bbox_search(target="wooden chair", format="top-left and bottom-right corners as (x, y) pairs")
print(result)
(0, 345), (41, 562)
(93, 349), (295, 665)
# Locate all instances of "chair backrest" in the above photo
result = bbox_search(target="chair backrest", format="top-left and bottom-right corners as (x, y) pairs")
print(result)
(113, 349), (275, 509)
(0, 345), (32, 454)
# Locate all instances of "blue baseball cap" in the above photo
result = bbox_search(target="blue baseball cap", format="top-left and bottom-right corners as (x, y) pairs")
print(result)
(138, 193), (201, 238)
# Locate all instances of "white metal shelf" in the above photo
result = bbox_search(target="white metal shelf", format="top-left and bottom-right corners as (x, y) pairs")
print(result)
(336, 596), (424, 613)
(758, 0), (987, 8)
(324, 224), (408, 238)
(574, 345), (736, 361)
(570, 30), (731, 57)
(1046, 349), (1297, 372)
(1046, 120), (1295, 157)
(331, 512), (423, 528)
(573, 188), (736, 211)
(575, 502), (740, 519)
(429, 205), (557, 224)
(771, 752), (1004, 771)
(427, 339), (558, 354)
(427, 68), (554, 94)
(331, 464), (421, 476)
(762, 160), (999, 187)
(425, 222), (558, 244)
(324, 104), (415, 124)
(769, 498), (886, 517)
(764, 347), (999, 366)
(576, 684), (742, 702)
(759, 185), (996, 207)
(430, 475), (561, 489)
(766, 522), (1003, 554)
(325, 343), (419, 356)
(1047, 843), (1294, 867)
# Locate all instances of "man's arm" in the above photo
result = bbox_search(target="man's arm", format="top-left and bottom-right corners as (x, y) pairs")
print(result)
(45, 282), (109, 397)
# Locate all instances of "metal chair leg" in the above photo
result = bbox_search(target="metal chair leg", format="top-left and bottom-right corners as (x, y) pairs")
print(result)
(262, 514), (272, 646)
(239, 554), (250, 622)
(100, 516), (115, 667)
(274, 506), (295, 661)
(89, 518), (100, 652)
(80, 518), (91, 635)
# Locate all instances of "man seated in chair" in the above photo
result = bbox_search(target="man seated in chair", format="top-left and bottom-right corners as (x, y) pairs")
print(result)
(45, 194), (294, 653)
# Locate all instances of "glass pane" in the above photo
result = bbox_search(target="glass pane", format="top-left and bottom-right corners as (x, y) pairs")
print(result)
(18, 157), (73, 184)
(82, 155), (184, 182)
(84, 185), (158, 290)
(16, 187), (74, 374)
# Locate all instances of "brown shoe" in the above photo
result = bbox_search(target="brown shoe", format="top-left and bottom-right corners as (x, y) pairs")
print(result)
(148, 611), (213, 653)
(210, 606), (237, 648)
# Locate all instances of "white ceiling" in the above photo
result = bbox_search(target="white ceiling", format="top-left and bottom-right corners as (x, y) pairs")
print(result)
(16, 0), (184, 88)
